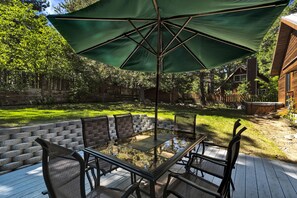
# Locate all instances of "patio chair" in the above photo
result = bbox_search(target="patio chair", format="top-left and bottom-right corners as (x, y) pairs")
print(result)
(173, 114), (197, 166)
(201, 119), (242, 156)
(81, 116), (118, 187)
(114, 113), (134, 140)
(187, 126), (247, 191)
(173, 114), (197, 138)
(163, 127), (244, 198)
(35, 138), (141, 198)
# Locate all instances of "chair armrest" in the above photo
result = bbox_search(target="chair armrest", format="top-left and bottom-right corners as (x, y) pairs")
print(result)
(168, 173), (221, 197)
(121, 182), (140, 198)
(191, 153), (227, 166)
(203, 141), (228, 149)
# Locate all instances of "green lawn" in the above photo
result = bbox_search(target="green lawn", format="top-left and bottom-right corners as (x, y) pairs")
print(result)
(0, 102), (288, 162)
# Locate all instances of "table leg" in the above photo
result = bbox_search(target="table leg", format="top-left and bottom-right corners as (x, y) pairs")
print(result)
(150, 180), (156, 198)
(131, 172), (134, 184)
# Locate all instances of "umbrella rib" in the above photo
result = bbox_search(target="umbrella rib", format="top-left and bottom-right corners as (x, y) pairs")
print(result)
(162, 23), (207, 69)
(162, 17), (192, 53)
(163, 1), (288, 21)
(152, 0), (159, 13)
(120, 24), (158, 69)
(124, 34), (156, 55)
(164, 21), (255, 53)
(50, 16), (155, 22)
(162, 32), (198, 57)
(77, 21), (156, 54)
(128, 20), (157, 54)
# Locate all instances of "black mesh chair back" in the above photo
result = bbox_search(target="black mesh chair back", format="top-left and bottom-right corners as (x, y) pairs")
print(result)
(226, 127), (246, 169)
(232, 119), (241, 137)
(81, 116), (117, 186)
(81, 116), (110, 148)
(36, 138), (86, 198)
(174, 114), (196, 137)
(218, 127), (246, 196)
(114, 114), (134, 140)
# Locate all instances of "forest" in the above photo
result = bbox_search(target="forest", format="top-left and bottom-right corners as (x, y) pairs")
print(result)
(1, 0), (297, 104)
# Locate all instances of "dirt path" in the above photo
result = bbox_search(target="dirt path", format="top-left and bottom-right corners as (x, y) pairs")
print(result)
(249, 116), (297, 162)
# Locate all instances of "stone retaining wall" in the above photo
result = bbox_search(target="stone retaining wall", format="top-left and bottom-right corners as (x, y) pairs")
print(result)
(0, 115), (170, 173)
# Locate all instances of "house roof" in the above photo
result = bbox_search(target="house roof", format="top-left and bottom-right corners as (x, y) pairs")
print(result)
(271, 13), (297, 76)
(218, 66), (269, 90)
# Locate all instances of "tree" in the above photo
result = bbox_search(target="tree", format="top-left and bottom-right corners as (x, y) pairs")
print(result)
(199, 71), (206, 105)
(237, 80), (250, 96)
(22, 0), (50, 12)
(54, 0), (98, 13)
(0, 0), (75, 92)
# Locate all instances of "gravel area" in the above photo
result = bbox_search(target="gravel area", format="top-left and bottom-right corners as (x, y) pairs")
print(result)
(250, 116), (297, 162)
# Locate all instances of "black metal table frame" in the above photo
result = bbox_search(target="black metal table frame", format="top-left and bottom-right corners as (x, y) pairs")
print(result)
(84, 134), (206, 197)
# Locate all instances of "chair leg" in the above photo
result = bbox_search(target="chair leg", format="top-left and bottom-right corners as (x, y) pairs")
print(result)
(231, 179), (235, 191)
(41, 190), (48, 195)
(90, 168), (98, 186)
(136, 187), (141, 198)
(200, 170), (204, 177)
(131, 172), (135, 184)
(201, 141), (206, 155)
(86, 170), (94, 190)
(95, 158), (101, 186)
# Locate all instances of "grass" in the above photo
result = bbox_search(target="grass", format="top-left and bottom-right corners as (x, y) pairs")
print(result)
(0, 102), (288, 162)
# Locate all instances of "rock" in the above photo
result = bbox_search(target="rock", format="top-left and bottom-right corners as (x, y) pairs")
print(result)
(284, 134), (294, 140)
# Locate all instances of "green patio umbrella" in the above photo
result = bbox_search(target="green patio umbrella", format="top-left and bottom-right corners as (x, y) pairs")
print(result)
(47, 0), (289, 140)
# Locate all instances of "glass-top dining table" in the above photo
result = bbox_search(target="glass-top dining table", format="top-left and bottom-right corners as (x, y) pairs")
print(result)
(84, 128), (206, 197)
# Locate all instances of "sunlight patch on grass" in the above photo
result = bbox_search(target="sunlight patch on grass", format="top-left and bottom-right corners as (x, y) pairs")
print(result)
(0, 102), (288, 161)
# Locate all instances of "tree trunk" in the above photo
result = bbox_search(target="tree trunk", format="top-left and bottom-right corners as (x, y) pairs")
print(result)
(40, 74), (46, 99)
(139, 86), (145, 103)
(209, 69), (215, 94)
(199, 71), (206, 106)
(170, 74), (175, 104)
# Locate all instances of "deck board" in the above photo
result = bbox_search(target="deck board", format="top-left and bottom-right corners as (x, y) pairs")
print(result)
(277, 160), (297, 194)
(245, 155), (258, 198)
(270, 160), (297, 198)
(1, 149), (297, 198)
(254, 156), (272, 198)
(233, 154), (246, 198)
(262, 158), (285, 198)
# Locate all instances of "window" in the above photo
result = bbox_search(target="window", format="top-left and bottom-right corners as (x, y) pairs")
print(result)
(285, 73), (292, 106)
(286, 73), (291, 92)
(233, 74), (247, 82)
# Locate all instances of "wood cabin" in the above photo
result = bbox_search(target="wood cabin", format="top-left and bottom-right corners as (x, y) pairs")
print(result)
(271, 14), (297, 107)
(218, 58), (269, 96)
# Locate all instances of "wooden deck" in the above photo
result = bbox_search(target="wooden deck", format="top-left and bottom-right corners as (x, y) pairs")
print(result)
(0, 147), (296, 198)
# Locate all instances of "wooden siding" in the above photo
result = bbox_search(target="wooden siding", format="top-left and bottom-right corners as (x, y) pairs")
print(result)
(273, 19), (297, 109)
(271, 22), (294, 76)
(292, 71), (297, 106)
(279, 70), (297, 107)
(1, 148), (297, 198)
(278, 75), (286, 104)
(283, 30), (297, 73)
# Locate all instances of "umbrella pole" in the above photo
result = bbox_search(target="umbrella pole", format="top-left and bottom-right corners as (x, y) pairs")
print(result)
(154, 5), (162, 141)
(154, 58), (161, 141)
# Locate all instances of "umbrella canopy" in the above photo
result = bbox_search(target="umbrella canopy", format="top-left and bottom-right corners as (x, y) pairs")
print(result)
(47, 0), (289, 139)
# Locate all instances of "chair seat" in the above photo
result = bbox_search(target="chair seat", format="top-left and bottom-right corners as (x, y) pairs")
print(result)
(191, 158), (225, 178)
(166, 173), (219, 198)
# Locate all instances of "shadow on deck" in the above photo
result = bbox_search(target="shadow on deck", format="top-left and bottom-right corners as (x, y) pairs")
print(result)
(0, 147), (296, 198)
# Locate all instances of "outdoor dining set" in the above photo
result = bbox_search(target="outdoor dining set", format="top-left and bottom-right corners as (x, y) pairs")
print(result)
(37, 1), (287, 196)
(36, 114), (247, 198)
